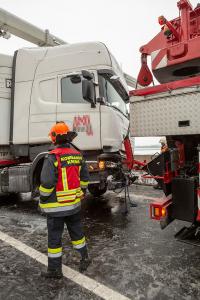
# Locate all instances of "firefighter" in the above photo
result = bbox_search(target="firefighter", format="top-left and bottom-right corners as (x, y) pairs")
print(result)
(154, 137), (168, 190)
(39, 121), (91, 279)
(159, 137), (168, 153)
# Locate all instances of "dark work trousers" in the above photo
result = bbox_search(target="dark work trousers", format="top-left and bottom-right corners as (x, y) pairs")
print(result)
(47, 211), (88, 271)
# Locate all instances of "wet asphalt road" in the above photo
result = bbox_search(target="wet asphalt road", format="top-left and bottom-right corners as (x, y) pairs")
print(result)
(0, 186), (200, 300)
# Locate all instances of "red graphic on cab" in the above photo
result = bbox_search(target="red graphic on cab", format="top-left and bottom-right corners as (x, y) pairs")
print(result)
(73, 115), (93, 136)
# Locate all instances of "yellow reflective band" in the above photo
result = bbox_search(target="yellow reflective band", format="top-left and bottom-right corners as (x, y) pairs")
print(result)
(39, 198), (81, 208)
(56, 187), (81, 196)
(48, 247), (62, 254)
(39, 185), (54, 193)
(57, 195), (77, 201)
(77, 190), (84, 197)
(57, 192), (83, 202)
(61, 168), (68, 191)
(56, 193), (78, 198)
(80, 181), (89, 187)
(57, 190), (82, 199)
(72, 237), (86, 246)
(54, 161), (58, 167)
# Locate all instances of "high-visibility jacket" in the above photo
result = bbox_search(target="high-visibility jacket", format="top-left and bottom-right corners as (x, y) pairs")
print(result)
(39, 145), (89, 217)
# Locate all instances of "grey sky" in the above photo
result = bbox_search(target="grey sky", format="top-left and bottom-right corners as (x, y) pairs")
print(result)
(0, 0), (197, 146)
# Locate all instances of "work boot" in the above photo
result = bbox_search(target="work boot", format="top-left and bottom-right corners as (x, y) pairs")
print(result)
(41, 269), (63, 279)
(79, 258), (91, 273)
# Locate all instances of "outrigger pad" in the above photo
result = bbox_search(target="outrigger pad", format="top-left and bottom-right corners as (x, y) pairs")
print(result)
(175, 225), (200, 247)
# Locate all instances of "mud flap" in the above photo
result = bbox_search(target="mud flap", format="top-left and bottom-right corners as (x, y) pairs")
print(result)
(175, 225), (200, 247)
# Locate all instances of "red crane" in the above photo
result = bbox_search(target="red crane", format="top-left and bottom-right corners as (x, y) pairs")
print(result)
(137, 0), (200, 86)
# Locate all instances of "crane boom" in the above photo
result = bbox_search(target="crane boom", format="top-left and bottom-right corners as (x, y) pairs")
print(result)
(0, 8), (137, 87)
(0, 8), (67, 46)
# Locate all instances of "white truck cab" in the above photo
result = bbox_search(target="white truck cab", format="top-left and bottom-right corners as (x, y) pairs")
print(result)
(0, 42), (130, 196)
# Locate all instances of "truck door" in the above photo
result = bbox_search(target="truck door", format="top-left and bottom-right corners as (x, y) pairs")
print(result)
(56, 72), (101, 150)
(29, 76), (58, 144)
(98, 73), (129, 152)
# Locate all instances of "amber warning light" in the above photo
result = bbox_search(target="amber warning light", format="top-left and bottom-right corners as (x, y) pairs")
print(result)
(99, 161), (105, 170)
(150, 200), (172, 220)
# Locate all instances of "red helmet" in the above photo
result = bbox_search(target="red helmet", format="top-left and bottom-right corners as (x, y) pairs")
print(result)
(49, 122), (70, 143)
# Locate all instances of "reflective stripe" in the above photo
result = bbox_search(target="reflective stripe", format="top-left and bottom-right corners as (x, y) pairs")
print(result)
(48, 247), (62, 258)
(77, 190), (84, 197)
(73, 242), (86, 249)
(57, 190), (83, 202)
(56, 187), (81, 196)
(61, 168), (68, 191)
(48, 252), (62, 258)
(48, 247), (62, 254)
(39, 198), (81, 208)
(54, 161), (58, 167)
(72, 237), (85, 245)
(57, 195), (77, 201)
(39, 185), (54, 195)
(57, 194), (80, 199)
(72, 237), (86, 250)
(56, 187), (83, 202)
(40, 191), (52, 197)
(80, 181), (89, 187)
(41, 201), (81, 213)
(79, 166), (81, 179)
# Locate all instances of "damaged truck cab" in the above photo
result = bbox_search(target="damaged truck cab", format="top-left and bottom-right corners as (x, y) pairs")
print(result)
(0, 42), (129, 197)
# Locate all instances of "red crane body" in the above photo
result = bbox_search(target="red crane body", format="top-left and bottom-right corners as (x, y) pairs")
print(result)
(137, 0), (200, 86)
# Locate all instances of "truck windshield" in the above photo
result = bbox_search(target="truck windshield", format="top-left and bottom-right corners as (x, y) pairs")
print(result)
(61, 75), (85, 103)
(100, 75), (128, 117)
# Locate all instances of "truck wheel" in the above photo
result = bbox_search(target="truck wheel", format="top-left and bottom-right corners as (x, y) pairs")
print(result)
(88, 184), (107, 197)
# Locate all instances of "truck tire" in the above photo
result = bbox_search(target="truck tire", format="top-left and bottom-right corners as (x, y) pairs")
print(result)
(88, 184), (107, 197)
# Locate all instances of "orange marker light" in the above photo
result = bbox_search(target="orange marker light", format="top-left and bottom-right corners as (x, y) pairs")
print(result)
(99, 161), (105, 170)
(161, 207), (166, 217)
(154, 207), (160, 217)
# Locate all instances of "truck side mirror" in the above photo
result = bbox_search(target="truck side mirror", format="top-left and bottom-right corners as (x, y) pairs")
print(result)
(82, 70), (96, 108)
(82, 70), (93, 80)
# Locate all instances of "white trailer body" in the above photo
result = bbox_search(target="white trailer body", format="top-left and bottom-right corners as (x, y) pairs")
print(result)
(0, 54), (12, 144)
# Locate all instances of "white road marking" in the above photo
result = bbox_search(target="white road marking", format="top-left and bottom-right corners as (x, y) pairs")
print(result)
(0, 230), (130, 300)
